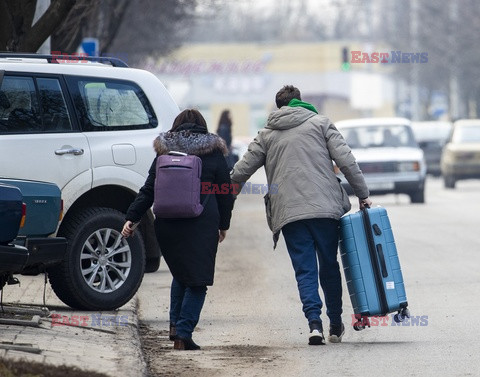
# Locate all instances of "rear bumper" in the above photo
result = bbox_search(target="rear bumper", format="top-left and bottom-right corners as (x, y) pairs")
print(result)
(0, 244), (29, 273)
(12, 237), (68, 274)
(26, 237), (67, 266)
(342, 179), (424, 196)
(442, 163), (480, 179)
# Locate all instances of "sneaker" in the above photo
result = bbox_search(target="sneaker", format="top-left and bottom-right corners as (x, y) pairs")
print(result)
(308, 320), (325, 345)
(328, 323), (345, 343)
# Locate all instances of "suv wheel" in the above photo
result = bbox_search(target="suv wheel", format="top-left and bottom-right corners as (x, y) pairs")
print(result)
(48, 207), (145, 311)
(444, 175), (456, 189)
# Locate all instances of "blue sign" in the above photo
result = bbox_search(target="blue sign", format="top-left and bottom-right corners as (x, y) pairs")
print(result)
(80, 38), (99, 57)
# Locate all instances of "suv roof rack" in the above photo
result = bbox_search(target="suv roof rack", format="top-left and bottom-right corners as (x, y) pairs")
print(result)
(0, 53), (128, 68)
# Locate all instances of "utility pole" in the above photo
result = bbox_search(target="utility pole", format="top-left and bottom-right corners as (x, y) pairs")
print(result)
(34, 0), (51, 54)
(449, 2), (460, 121)
(409, 0), (420, 120)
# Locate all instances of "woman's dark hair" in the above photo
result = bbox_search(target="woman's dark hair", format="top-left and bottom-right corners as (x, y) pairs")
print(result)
(275, 85), (301, 108)
(170, 109), (208, 131)
(217, 110), (232, 132)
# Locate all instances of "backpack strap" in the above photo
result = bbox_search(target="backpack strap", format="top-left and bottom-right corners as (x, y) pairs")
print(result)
(201, 192), (211, 207)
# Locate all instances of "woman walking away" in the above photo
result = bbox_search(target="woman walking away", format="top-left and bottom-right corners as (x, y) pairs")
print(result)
(216, 109), (238, 169)
(122, 109), (234, 350)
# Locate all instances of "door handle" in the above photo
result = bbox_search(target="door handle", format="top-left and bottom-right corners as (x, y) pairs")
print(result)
(55, 148), (84, 156)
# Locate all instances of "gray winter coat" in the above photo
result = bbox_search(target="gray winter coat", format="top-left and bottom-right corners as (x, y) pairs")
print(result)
(230, 106), (369, 241)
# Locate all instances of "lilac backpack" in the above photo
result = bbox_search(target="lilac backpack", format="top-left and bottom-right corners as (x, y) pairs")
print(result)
(153, 151), (208, 218)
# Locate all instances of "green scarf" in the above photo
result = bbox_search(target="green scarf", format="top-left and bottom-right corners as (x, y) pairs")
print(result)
(288, 98), (318, 114)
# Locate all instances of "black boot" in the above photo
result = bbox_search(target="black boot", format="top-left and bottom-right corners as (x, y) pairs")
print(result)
(173, 336), (201, 350)
(169, 323), (176, 341)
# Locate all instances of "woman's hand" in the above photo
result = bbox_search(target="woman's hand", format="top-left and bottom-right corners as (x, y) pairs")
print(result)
(121, 221), (137, 238)
(218, 230), (227, 243)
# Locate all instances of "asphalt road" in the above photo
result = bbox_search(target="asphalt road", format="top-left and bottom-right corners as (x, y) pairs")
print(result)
(137, 175), (480, 377)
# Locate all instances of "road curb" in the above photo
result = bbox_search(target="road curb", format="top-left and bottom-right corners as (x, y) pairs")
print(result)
(0, 275), (148, 377)
(115, 296), (148, 377)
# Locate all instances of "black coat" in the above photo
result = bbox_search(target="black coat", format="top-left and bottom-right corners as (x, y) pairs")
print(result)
(125, 129), (234, 287)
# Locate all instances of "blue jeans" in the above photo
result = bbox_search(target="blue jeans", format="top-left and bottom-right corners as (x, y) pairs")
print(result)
(282, 218), (342, 326)
(169, 278), (207, 339)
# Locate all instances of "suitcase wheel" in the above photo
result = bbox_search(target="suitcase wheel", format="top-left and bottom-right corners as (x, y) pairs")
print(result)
(353, 323), (365, 331)
(353, 316), (370, 331)
(393, 308), (411, 323)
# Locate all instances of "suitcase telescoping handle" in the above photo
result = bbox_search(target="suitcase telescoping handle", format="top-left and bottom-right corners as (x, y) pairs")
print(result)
(375, 244), (389, 278)
(360, 204), (390, 315)
(361, 204), (389, 278)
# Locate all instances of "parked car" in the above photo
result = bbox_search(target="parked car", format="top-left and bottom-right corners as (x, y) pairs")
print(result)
(0, 183), (28, 285)
(0, 53), (180, 310)
(441, 119), (480, 188)
(335, 117), (427, 203)
(0, 180), (66, 288)
(411, 121), (452, 176)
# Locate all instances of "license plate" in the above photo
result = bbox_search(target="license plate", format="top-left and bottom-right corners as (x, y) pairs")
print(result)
(368, 182), (394, 190)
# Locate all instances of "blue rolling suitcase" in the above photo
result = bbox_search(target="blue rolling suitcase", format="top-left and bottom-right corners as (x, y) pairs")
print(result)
(339, 206), (409, 330)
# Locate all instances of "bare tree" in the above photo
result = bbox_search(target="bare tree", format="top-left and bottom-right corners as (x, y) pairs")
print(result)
(51, 0), (129, 55)
(107, 0), (209, 65)
(189, 0), (327, 43)
(51, 0), (214, 65)
(0, 0), (77, 52)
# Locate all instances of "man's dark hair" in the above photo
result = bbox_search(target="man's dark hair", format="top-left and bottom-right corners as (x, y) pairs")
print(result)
(275, 85), (301, 108)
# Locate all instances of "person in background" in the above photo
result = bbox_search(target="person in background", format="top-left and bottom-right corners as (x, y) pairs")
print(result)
(122, 109), (234, 351)
(216, 109), (238, 170)
(230, 85), (372, 346)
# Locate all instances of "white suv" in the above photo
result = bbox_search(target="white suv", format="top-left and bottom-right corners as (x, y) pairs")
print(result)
(0, 53), (179, 310)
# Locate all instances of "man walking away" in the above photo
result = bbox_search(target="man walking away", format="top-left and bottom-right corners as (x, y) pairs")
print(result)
(230, 85), (372, 345)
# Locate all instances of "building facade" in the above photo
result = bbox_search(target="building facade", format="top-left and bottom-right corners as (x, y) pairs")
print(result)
(146, 42), (396, 137)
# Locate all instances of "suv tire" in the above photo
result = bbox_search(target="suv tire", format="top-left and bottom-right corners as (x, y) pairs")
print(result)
(48, 207), (145, 311)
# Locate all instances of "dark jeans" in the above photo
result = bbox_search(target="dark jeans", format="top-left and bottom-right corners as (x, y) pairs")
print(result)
(169, 278), (207, 339)
(282, 218), (342, 326)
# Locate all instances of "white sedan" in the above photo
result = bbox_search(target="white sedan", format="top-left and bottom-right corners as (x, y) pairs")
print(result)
(335, 117), (427, 203)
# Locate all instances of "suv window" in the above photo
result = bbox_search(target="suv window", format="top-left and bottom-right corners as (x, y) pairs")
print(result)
(66, 76), (158, 131)
(37, 78), (73, 131)
(0, 76), (41, 133)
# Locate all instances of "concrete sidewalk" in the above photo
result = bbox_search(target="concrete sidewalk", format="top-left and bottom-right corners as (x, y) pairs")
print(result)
(0, 274), (145, 377)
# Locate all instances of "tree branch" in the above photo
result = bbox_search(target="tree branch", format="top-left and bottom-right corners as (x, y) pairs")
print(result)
(0, 0), (14, 49)
(17, 0), (77, 52)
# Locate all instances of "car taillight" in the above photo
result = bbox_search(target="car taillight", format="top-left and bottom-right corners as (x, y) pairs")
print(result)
(59, 199), (64, 221)
(20, 203), (26, 228)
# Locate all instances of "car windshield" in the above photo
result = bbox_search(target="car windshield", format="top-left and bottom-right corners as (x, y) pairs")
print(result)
(452, 125), (480, 143)
(340, 125), (417, 148)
